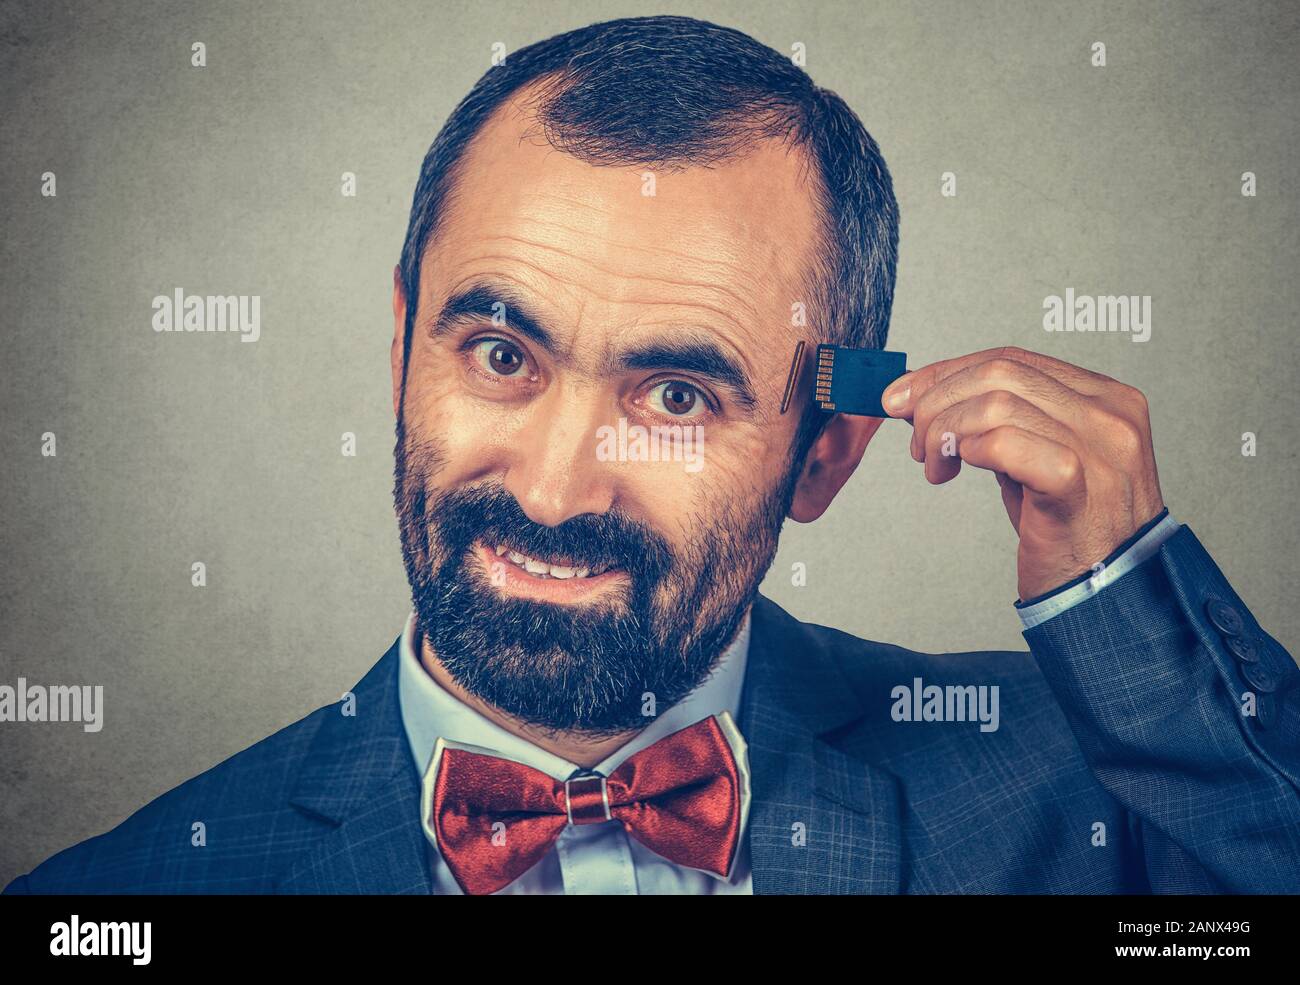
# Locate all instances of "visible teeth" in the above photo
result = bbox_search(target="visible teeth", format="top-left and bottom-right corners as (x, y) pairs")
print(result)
(491, 542), (605, 580)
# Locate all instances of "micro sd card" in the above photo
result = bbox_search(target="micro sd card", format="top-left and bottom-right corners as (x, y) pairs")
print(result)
(813, 345), (908, 417)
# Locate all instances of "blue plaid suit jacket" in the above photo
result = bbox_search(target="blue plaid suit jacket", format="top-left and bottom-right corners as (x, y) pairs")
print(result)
(5, 524), (1298, 894)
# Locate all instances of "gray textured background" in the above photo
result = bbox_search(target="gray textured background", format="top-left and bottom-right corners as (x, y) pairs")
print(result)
(1, 0), (1297, 886)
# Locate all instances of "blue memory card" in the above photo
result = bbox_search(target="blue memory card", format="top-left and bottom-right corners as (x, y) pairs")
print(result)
(814, 345), (908, 417)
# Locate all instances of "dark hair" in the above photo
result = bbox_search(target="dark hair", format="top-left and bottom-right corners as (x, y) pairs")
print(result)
(397, 14), (899, 473)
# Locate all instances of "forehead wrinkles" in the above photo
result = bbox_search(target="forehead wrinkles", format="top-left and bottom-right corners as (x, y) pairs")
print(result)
(436, 236), (765, 387)
(447, 89), (821, 302)
(465, 203), (769, 317)
(429, 152), (812, 394)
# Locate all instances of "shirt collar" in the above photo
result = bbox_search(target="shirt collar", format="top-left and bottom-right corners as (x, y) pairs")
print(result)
(397, 606), (752, 783)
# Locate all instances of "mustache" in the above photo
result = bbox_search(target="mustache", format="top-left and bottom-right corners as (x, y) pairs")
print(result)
(425, 482), (675, 581)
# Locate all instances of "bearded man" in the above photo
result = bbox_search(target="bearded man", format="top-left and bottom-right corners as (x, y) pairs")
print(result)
(8, 14), (1297, 896)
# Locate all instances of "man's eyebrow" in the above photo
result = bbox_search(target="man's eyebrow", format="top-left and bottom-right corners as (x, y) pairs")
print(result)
(431, 280), (757, 412)
(614, 336), (758, 413)
(431, 281), (557, 353)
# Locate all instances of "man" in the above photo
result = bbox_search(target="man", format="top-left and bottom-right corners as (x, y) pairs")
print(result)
(6, 14), (1297, 895)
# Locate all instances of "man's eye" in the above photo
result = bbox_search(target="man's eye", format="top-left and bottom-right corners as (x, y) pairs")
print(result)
(648, 380), (707, 418)
(470, 338), (529, 378)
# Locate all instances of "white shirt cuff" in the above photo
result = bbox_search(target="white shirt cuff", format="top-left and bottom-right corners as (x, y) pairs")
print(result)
(1017, 513), (1182, 630)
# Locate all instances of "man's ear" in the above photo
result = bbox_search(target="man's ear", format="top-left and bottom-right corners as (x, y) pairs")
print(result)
(391, 265), (407, 419)
(787, 413), (885, 522)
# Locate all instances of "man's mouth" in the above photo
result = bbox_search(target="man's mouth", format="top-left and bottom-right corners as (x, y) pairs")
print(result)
(488, 543), (617, 579)
(470, 539), (625, 602)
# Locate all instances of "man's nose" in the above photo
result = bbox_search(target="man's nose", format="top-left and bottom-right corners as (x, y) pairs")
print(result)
(502, 388), (617, 527)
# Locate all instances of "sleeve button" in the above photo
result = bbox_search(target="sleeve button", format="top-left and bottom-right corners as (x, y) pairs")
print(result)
(1255, 693), (1276, 730)
(1242, 661), (1280, 694)
(1226, 635), (1258, 662)
(1205, 597), (1245, 636)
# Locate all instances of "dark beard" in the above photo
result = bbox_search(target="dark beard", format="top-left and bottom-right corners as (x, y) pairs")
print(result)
(392, 415), (801, 738)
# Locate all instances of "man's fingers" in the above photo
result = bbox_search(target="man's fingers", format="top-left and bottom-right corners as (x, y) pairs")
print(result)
(920, 389), (1079, 485)
(956, 425), (1086, 504)
(883, 345), (1114, 417)
(909, 357), (1088, 454)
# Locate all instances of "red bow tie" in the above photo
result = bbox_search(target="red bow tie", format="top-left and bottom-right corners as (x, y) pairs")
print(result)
(421, 712), (749, 895)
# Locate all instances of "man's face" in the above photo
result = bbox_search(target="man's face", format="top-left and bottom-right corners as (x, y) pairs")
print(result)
(393, 92), (826, 737)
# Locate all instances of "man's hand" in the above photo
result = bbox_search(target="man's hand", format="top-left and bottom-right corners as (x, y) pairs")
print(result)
(880, 346), (1165, 601)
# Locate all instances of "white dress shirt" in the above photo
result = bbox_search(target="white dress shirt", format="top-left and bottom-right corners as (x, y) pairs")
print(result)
(397, 606), (755, 894)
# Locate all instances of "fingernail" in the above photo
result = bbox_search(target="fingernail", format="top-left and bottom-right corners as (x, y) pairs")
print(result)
(882, 385), (910, 413)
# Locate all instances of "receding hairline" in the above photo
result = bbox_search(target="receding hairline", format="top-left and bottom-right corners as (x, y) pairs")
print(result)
(411, 71), (839, 351)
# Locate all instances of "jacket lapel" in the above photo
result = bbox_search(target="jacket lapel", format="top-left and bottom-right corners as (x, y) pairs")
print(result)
(276, 593), (904, 895)
(742, 594), (904, 894)
(278, 639), (434, 894)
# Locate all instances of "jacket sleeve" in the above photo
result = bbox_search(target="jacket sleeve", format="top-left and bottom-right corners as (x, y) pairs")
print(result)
(1021, 523), (1300, 893)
